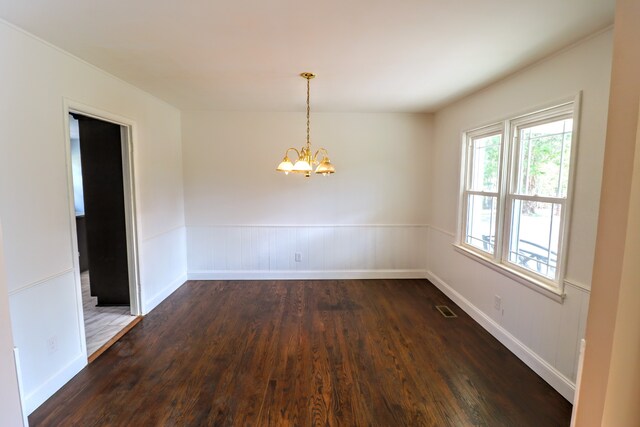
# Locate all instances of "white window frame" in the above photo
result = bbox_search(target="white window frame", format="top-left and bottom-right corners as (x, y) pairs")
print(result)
(455, 95), (581, 301)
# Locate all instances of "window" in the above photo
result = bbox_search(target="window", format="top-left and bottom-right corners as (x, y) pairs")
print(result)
(462, 126), (503, 255)
(458, 100), (578, 295)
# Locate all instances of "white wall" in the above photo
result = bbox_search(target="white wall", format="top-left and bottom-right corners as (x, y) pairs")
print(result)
(427, 30), (613, 401)
(0, 20), (187, 413)
(182, 112), (431, 278)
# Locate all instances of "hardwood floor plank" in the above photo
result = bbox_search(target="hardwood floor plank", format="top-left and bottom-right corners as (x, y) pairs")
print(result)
(29, 279), (572, 426)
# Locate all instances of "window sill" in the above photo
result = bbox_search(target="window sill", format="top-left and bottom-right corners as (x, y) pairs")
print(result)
(452, 244), (565, 303)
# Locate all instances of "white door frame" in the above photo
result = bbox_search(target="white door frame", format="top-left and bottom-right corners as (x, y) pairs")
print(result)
(62, 99), (142, 358)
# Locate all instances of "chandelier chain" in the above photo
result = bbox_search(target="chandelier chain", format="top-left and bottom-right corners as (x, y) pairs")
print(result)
(306, 77), (310, 147)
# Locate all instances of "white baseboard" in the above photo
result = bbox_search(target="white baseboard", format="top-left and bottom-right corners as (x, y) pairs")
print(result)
(142, 273), (187, 314)
(23, 352), (86, 414)
(425, 270), (576, 403)
(187, 269), (427, 281)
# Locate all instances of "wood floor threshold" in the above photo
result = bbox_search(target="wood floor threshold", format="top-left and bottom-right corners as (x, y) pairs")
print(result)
(88, 315), (142, 363)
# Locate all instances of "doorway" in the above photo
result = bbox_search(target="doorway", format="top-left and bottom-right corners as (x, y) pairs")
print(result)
(67, 110), (141, 361)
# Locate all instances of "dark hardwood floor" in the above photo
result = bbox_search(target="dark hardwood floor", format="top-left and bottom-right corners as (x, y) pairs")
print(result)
(30, 279), (572, 426)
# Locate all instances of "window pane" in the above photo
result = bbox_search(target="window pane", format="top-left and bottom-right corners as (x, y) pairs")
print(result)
(508, 199), (561, 279)
(465, 194), (497, 254)
(516, 118), (573, 198)
(469, 134), (502, 192)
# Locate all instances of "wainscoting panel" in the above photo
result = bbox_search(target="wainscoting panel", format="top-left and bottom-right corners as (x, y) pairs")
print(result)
(187, 225), (427, 279)
(8, 270), (86, 414)
(139, 226), (188, 314)
(426, 226), (590, 402)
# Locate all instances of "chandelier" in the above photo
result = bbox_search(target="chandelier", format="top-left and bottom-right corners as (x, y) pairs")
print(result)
(276, 72), (335, 177)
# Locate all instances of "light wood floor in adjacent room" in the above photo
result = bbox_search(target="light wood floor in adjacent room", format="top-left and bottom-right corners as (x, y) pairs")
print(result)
(81, 271), (137, 356)
(31, 279), (572, 426)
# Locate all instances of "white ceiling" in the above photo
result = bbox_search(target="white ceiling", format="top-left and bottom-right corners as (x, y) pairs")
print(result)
(0, 0), (614, 112)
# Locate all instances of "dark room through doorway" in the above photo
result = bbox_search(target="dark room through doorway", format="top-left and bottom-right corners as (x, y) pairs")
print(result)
(69, 113), (139, 360)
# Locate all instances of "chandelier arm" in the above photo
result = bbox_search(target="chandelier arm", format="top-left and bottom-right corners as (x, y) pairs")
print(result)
(285, 147), (301, 158)
(313, 147), (329, 163)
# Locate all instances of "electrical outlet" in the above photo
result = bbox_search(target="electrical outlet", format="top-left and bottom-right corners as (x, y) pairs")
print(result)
(294, 252), (302, 262)
(494, 295), (502, 311)
(46, 336), (58, 354)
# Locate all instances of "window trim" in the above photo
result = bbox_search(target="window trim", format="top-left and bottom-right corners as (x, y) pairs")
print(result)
(455, 93), (582, 301)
